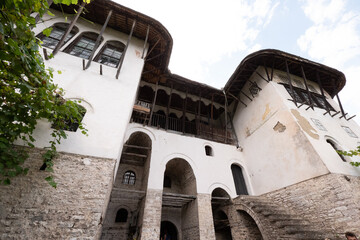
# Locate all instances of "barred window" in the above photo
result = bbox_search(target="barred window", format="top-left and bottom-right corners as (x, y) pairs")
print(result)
(122, 171), (136, 185)
(64, 32), (102, 59)
(95, 41), (125, 67)
(37, 23), (79, 49)
(342, 126), (358, 138)
(282, 83), (334, 111)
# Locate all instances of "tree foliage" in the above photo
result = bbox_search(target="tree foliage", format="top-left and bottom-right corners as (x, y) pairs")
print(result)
(0, 0), (87, 186)
(339, 146), (360, 167)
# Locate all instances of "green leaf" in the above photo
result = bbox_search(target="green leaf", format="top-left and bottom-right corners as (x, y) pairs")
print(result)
(57, 70), (62, 74)
(47, 10), (55, 16)
(42, 27), (53, 37)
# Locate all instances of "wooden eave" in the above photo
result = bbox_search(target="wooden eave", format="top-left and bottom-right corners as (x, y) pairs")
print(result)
(224, 49), (346, 105)
(50, 0), (172, 81)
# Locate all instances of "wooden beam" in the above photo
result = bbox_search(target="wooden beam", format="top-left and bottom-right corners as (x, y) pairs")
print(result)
(141, 25), (150, 59)
(285, 60), (298, 107)
(116, 19), (136, 79)
(124, 144), (151, 150)
(166, 84), (173, 130)
(148, 80), (159, 126)
(145, 38), (160, 60)
(52, 1), (86, 56)
(316, 71), (330, 112)
(300, 65), (314, 110)
(122, 152), (147, 158)
(85, 10), (113, 69)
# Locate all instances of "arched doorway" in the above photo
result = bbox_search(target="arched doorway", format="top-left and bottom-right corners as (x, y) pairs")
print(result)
(161, 158), (199, 239)
(101, 131), (152, 239)
(211, 188), (232, 240)
(160, 221), (178, 240)
(231, 164), (248, 195)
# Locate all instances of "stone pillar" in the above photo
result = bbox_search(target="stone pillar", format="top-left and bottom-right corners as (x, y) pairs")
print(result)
(197, 193), (216, 240)
(140, 189), (163, 240)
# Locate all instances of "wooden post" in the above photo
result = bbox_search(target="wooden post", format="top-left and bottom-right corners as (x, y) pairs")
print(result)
(336, 94), (346, 120)
(285, 60), (298, 107)
(300, 65), (314, 109)
(165, 84), (173, 130)
(142, 25), (150, 59)
(182, 90), (188, 134)
(223, 90), (228, 144)
(316, 71), (330, 112)
(52, 1), (86, 56)
(116, 20), (136, 79)
(148, 80), (159, 126)
(85, 10), (113, 69)
(211, 94), (214, 137)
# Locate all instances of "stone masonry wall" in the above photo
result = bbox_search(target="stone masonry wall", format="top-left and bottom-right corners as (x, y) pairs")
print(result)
(197, 194), (215, 240)
(140, 188), (162, 240)
(263, 173), (360, 237)
(0, 147), (116, 240)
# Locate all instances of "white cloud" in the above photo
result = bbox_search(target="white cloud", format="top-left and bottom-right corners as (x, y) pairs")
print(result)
(118, 0), (279, 84)
(298, 0), (360, 124)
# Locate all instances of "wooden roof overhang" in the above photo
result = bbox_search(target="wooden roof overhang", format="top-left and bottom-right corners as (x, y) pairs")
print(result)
(50, 0), (173, 83)
(224, 49), (346, 105)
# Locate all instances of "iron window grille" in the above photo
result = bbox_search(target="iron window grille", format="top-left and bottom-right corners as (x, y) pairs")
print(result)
(37, 23), (79, 49)
(342, 126), (358, 138)
(281, 83), (334, 111)
(64, 32), (102, 59)
(95, 41), (125, 68)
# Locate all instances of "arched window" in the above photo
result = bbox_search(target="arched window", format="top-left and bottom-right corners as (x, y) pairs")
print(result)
(163, 175), (171, 188)
(205, 145), (213, 156)
(64, 32), (102, 59)
(51, 102), (86, 132)
(115, 208), (128, 222)
(327, 139), (346, 162)
(94, 40), (125, 67)
(231, 164), (248, 195)
(122, 171), (136, 185)
(37, 23), (79, 49)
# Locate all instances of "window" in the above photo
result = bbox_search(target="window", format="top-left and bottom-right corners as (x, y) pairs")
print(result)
(311, 118), (327, 131)
(205, 145), (213, 156)
(327, 139), (346, 162)
(342, 126), (358, 138)
(122, 171), (136, 185)
(51, 103), (86, 132)
(37, 23), (79, 49)
(64, 32), (102, 59)
(115, 208), (128, 222)
(94, 41), (125, 67)
(163, 175), (171, 188)
(282, 83), (334, 111)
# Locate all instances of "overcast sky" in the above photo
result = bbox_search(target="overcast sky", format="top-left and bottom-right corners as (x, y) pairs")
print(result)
(117, 0), (360, 124)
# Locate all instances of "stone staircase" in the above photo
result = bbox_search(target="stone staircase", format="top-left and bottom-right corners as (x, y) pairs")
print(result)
(233, 195), (337, 240)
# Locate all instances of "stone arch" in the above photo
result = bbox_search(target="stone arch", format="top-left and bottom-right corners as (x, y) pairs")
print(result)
(208, 183), (233, 197)
(211, 188), (232, 240)
(233, 203), (267, 240)
(160, 220), (179, 240)
(161, 153), (198, 178)
(229, 160), (252, 195)
(124, 127), (156, 143)
(161, 158), (200, 239)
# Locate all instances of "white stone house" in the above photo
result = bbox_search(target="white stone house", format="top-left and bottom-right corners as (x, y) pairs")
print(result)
(1, 0), (360, 239)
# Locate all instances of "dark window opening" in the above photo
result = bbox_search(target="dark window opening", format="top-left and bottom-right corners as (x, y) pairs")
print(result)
(163, 175), (171, 188)
(115, 208), (128, 222)
(205, 145), (213, 156)
(282, 84), (334, 111)
(231, 164), (248, 195)
(64, 32), (102, 59)
(94, 40), (125, 67)
(122, 171), (136, 185)
(327, 139), (346, 162)
(37, 23), (79, 49)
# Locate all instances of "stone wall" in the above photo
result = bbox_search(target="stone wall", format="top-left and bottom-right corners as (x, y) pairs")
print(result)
(263, 173), (360, 236)
(197, 194), (215, 240)
(0, 147), (116, 240)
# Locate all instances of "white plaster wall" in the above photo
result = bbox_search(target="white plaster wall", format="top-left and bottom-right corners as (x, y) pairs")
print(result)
(123, 125), (251, 199)
(26, 11), (146, 159)
(274, 73), (360, 177)
(232, 67), (330, 195)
